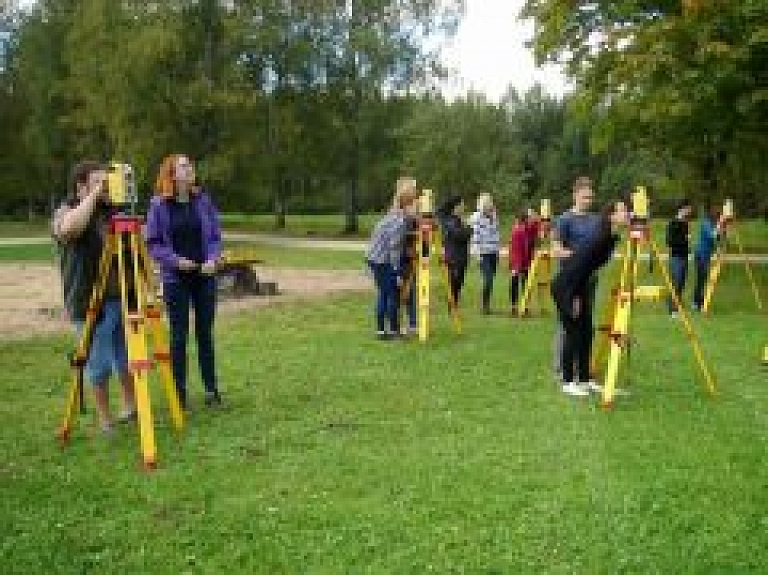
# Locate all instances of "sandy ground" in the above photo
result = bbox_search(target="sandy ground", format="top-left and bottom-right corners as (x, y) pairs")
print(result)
(0, 263), (369, 339)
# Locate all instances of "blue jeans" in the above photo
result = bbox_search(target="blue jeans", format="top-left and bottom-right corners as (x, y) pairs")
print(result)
(74, 298), (129, 386)
(693, 256), (711, 309)
(479, 252), (499, 310)
(368, 261), (399, 333)
(164, 275), (218, 404)
(667, 255), (688, 312)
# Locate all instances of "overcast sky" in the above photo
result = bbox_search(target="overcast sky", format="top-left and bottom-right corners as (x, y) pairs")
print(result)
(440, 0), (569, 101)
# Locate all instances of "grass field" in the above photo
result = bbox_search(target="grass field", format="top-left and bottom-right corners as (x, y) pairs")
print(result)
(0, 245), (766, 573)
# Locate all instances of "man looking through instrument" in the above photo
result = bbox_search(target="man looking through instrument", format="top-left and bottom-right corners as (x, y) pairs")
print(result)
(52, 161), (136, 433)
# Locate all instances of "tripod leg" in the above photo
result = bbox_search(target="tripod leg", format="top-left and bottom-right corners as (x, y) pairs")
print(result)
(518, 251), (540, 316)
(731, 229), (763, 311)
(417, 220), (431, 342)
(58, 235), (115, 442)
(650, 240), (717, 395)
(137, 240), (184, 432)
(601, 239), (634, 408)
(702, 247), (725, 314)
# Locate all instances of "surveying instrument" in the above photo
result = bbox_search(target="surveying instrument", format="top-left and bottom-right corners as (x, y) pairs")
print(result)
(591, 186), (717, 408)
(57, 162), (184, 469)
(701, 199), (763, 314)
(412, 189), (462, 342)
(517, 199), (553, 316)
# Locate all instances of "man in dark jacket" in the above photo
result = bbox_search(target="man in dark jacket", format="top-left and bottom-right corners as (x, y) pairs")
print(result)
(437, 195), (472, 307)
(665, 199), (693, 315)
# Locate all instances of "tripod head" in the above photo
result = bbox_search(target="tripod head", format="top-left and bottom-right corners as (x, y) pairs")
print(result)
(629, 185), (650, 241)
(419, 189), (434, 217)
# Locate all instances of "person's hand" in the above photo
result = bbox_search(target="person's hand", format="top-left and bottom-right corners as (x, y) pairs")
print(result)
(395, 275), (404, 287)
(177, 257), (198, 271)
(572, 297), (582, 318)
(201, 260), (217, 275)
(510, 269), (518, 276)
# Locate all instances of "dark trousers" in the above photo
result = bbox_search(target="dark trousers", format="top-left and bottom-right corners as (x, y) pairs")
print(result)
(369, 261), (399, 333)
(164, 275), (218, 405)
(509, 270), (529, 307)
(693, 255), (711, 308)
(667, 255), (688, 312)
(448, 260), (468, 305)
(552, 276), (595, 383)
(479, 253), (498, 310)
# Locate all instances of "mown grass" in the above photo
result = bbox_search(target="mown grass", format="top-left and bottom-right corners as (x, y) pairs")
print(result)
(0, 249), (766, 573)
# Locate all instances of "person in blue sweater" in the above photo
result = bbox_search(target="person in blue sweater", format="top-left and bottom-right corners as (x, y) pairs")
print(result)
(692, 206), (722, 311)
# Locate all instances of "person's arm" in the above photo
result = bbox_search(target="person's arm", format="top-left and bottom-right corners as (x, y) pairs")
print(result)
(52, 190), (101, 243)
(552, 217), (572, 259)
(145, 199), (184, 270)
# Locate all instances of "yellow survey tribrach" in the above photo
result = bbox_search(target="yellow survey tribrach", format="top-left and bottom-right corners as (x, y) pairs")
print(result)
(57, 213), (184, 470)
(415, 189), (461, 342)
(517, 198), (553, 316)
(702, 198), (763, 314)
(592, 186), (717, 408)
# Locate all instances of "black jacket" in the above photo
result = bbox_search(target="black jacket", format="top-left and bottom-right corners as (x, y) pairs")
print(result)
(552, 230), (619, 320)
(439, 213), (471, 265)
(666, 218), (689, 258)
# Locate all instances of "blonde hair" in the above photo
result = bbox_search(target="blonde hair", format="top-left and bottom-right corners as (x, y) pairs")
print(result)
(477, 193), (493, 213)
(393, 177), (418, 209)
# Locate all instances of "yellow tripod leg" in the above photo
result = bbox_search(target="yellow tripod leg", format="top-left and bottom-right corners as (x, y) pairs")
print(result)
(117, 230), (158, 469)
(651, 240), (717, 395)
(58, 234), (116, 442)
(417, 221), (431, 342)
(518, 250), (542, 316)
(702, 248), (725, 314)
(601, 239), (634, 408)
(731, 229), (763, 311)
(137, 240), (184, 432)
(592, 242), (631, 379)
(763, 345), (768, 365)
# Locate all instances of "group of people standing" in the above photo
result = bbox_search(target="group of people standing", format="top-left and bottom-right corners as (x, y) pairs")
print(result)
(364, 179), (544, 340)
(53, 155), (224, 433)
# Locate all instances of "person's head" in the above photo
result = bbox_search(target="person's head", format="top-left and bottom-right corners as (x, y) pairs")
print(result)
(599, 199), (629, 234)
(476, 193), (494, 215)
(69, 161), (107, 202)
(572, 176), (594, 212)
(155, 154), (197, 197)
(393, 177), (419, 213)
(707, 204), (720, 222)
(440, 194), (464, 217)
(676, 198), (693, 220)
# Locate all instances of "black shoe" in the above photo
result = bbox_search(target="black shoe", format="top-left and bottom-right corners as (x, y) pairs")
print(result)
(204, 391), (222, 407)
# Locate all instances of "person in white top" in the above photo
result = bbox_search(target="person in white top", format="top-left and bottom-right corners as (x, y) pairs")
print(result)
(469, 193), (501, 314)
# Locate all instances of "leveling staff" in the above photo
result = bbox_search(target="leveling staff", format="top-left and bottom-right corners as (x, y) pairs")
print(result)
(52, 161), (136, 434)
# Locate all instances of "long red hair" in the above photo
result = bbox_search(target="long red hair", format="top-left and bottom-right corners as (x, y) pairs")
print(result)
(155, 154), (198, 198)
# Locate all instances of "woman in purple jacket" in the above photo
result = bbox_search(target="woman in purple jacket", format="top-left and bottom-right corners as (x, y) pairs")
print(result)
(146, 154), (222, 408)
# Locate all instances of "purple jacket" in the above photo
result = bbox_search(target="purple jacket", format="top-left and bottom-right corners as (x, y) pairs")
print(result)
(145, 191), (222, 283)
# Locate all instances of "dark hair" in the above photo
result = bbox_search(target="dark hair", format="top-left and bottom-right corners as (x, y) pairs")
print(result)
(68, 161), (104, 201)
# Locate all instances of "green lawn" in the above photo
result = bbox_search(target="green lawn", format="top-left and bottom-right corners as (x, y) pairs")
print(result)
(0, 254), (766, 573)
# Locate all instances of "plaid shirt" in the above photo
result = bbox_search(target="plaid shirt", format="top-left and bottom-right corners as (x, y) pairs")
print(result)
(366, 211), (407, 270)
(470, 211), (500, 255)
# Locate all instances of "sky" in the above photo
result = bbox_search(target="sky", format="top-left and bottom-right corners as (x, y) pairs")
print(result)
(440, 0), (570, 102)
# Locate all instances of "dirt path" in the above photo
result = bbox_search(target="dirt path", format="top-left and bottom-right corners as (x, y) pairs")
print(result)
(0, 263), (369, 340)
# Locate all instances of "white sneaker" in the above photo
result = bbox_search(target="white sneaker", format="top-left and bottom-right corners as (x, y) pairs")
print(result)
(562, 382), (589, 397)
(585, 381), (603, 394)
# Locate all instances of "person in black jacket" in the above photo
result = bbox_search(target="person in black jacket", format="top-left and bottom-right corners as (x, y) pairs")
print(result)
(551, 200), (628, 396)
(665, 199), (693, 315)
(437, 195), (472, 307)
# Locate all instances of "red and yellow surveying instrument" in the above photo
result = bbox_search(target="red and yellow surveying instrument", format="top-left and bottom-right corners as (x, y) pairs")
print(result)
(57, 162), (183, 469)
(415, 189), (461, 342)
(702, 199), (763, 314)
(517, 198), (553, 316)
(591, 186), (717, 408)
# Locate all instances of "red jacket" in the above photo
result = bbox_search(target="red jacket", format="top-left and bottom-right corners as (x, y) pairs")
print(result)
(509, 222), (533, 272)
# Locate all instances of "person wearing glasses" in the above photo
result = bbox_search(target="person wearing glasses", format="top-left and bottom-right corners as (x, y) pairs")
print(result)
(146, 154), (223, 409)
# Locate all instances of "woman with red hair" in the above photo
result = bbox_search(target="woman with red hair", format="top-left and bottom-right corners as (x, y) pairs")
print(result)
(146, 154), (223, 408)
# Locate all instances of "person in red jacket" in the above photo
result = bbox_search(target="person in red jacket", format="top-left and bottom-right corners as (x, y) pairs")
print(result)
(508, 211), (536, 312)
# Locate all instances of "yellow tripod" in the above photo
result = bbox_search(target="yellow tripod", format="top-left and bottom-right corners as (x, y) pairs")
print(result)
(416, 189), (462, 342)
(702, 199), (763, 314)
(517, 199), (553, 316)
(591, 187), (717, 408)
(57, 214), (184, 469)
